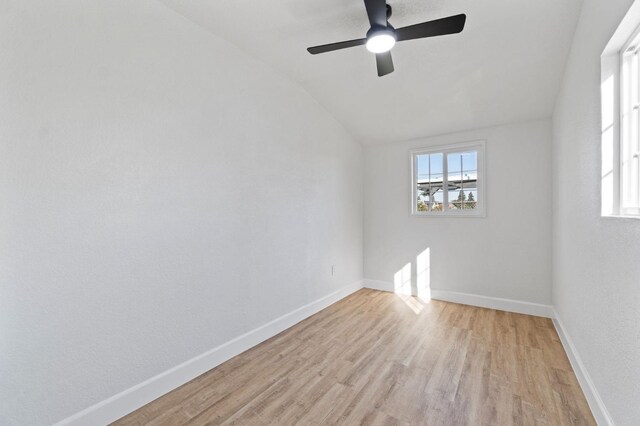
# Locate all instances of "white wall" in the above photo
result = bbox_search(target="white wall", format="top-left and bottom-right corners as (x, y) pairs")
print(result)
(552, 0), (640, 424)
(0, 1), (363, 424)
(364, 120), (552, 305)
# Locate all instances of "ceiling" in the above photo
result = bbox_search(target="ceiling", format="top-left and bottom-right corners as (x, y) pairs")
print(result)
(158, 0), (583, 146)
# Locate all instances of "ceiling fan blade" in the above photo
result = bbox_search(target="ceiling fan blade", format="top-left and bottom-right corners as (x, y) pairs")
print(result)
(396, 14), (466, 42)
(376, 51), (394, 77)
(307, 38), (367, 55)
(363, 0), (388, 28)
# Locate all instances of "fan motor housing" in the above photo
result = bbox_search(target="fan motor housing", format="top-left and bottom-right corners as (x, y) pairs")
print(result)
(366, 26), (396, 40)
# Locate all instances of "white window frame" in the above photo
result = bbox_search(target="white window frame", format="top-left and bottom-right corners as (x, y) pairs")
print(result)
(410, 140), (486, 217)
(619, 27), (640, 217)
(601, 1), (640, 219)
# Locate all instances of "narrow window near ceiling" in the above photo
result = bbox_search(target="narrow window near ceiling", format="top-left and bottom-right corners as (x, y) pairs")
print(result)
(411, 141), (485, 217)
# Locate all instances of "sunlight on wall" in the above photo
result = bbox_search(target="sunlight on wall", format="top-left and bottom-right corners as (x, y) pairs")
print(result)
(390, 248), (431, 313)
(416, 248), (431, 302)
(601, 73), (616, 216)
(394, 262), (412, 295)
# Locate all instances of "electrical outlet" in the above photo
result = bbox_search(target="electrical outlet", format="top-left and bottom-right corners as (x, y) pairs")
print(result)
(331, 265), (336, 276)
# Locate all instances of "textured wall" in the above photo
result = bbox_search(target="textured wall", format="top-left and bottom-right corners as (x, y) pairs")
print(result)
(364, 120), (553, 304)
(0, 1), (363, 424)
(552, 0), (640, 424)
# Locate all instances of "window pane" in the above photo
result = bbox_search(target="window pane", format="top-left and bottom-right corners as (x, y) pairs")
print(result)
(447, 151), (478, 210)
(416, 154), (429, 212)
(415, 153), (444, 212)
(430, 153), (444, 211)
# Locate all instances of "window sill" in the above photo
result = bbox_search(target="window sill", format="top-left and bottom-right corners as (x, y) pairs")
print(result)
(602, 214), (640, 220)
(412, 212), (487, 218)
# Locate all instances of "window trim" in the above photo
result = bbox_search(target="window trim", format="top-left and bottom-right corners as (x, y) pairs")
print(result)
(619, 26), (640, 217)
(601, 0), (640, 219)
(410, 140), (486, 218)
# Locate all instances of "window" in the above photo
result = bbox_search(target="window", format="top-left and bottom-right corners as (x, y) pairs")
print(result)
(602, 3), (640, 218)
(620, 30), (640, 216)
(411, 141), (485, 216)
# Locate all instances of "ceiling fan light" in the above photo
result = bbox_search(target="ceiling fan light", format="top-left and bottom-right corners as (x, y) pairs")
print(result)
(366, 32), (396, 53)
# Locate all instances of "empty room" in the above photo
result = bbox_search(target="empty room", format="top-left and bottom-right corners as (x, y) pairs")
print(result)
(2, 0), (639, 425)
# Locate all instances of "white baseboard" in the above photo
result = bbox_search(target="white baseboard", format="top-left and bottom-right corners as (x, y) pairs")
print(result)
(552, 310), (614, 426)
(430, 289), (554, 318)
(362, 278), (396, 293)
(362, 280), (553, 318)
(54, 280), (364, 426)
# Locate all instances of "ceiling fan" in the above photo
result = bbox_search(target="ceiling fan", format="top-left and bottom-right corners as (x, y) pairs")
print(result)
(307, 0), (466, 77)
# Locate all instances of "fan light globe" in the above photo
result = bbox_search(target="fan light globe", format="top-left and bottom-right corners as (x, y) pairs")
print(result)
(366, 33), (396, 53)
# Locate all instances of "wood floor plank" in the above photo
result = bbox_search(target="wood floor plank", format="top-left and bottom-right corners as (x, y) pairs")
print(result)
(113, 289), (596, 426)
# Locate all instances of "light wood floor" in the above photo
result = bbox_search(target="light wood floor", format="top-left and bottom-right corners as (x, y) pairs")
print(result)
(114, 289), (595, 425)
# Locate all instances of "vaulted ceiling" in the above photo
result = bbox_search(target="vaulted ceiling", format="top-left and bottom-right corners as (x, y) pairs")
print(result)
(158, 0), (583, 145)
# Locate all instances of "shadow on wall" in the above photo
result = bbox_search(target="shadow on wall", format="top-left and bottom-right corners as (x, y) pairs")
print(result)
(392, 248), (431, 308)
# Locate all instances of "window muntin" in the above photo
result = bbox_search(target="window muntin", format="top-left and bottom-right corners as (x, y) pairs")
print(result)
(412, 141), (485, 216)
